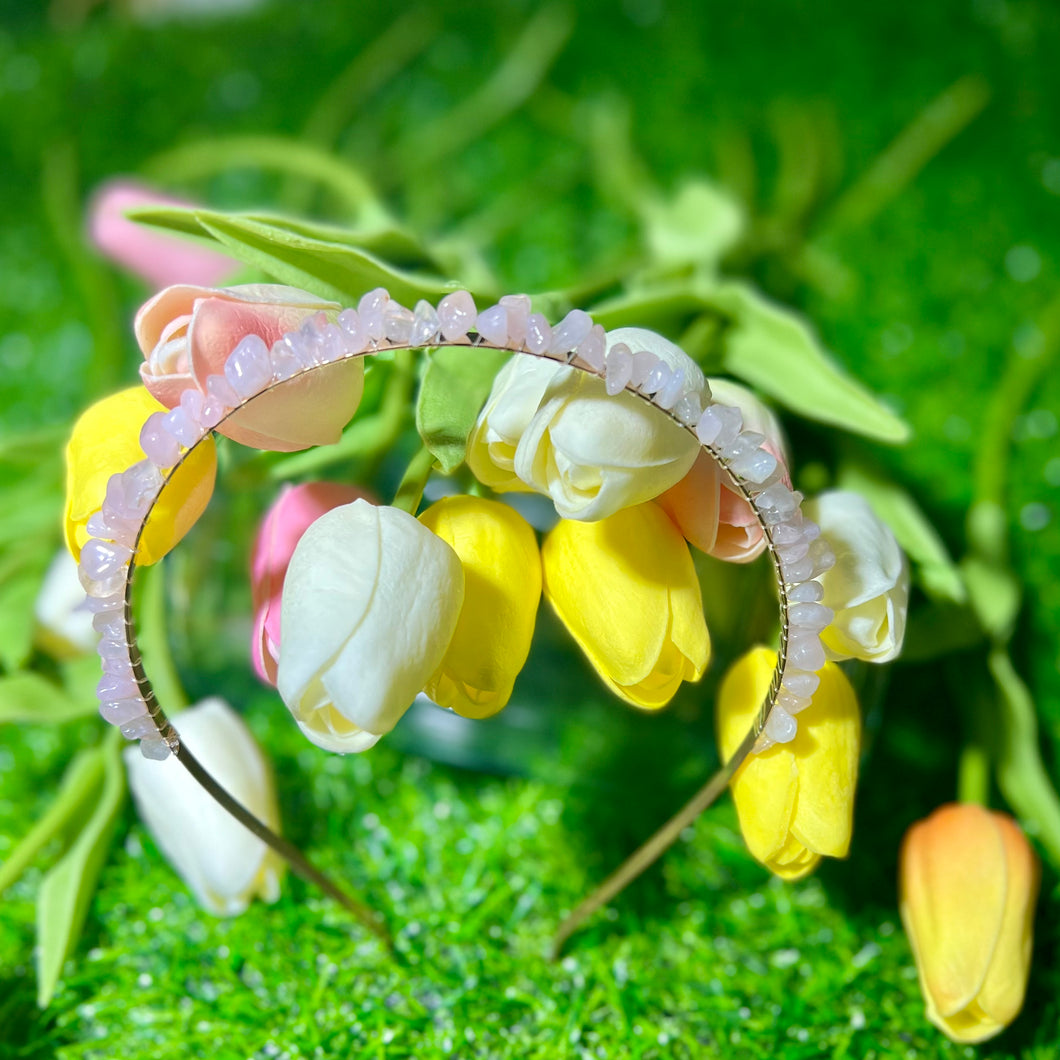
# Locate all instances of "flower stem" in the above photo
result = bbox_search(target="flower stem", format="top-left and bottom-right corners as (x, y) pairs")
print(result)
(957, 742), (990, 807)
(392, 445), (436, 516)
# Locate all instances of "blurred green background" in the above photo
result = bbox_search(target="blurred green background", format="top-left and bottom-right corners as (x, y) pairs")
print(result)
(1, 0), (1058, 1056)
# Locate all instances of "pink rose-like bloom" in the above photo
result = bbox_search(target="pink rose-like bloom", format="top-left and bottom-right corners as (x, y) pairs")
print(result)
(88, 180), (240, 289)
(657, 378), (790, 562)
(251, 482), (372, 685)
(136, 284), (365, 452)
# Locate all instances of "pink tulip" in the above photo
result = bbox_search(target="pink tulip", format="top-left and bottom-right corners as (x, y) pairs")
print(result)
(135, 284), (365, 452)
(88, 180), (240, 289)
(250, 482), (372, 684)
(657, 379), (790, 563)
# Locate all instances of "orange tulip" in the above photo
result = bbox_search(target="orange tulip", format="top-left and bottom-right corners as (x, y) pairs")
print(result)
(900, 803), (1039, 1043)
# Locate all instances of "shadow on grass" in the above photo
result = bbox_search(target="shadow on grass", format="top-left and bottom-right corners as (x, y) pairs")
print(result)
(0, 973), (73, 1059)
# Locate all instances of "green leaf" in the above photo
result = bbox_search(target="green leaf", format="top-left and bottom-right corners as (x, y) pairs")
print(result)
(0, 671), (97, 725)
(0, 576), (40, 671)
(961, 554), (1022, 643)
(129, 207), (456, 306)
(639, 180), (745, 271)
(585, 281), (722, 335)
(0, 747), (104, 895)
(36, 732), (125, 1007)
(990, 646), (1060, 869)
(415, 346), (511, 474)
(705, 282), (911, 443)
(836, 462), (966, 604)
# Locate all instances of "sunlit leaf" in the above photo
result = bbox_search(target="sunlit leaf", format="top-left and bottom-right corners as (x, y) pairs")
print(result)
(129, 207), (456, 306)
(705, 282), (911, 443)
(837, 462), (966, 603)
(640, 180), (745, 270)
(0, 748), (104, 896)
(0, 577), (40, 672)
(990, 646), (1060, 869)
(0, 672), (97, 725)
(36, 733), (125, 1007)
(416, 346), (511, 474)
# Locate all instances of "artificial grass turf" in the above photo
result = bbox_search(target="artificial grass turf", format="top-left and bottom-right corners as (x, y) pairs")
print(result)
(3, 690), (1054, 1060)
(2, 0), (1060, 1054)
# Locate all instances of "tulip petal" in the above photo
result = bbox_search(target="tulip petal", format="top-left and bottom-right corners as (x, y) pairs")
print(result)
(976, 815), (1040, 1028)
(805, 491), (910, 663)
(137, 284), (364, 452)
(419, 497), (541, 719)
(542, 503), (709, 709)
(468, 338), (701, 521)
(718, 648), (800, 863)
(277, 501), (464, 751)
(64, 386), (217, 566)
(250, 482), (368, 684)
(718, 647), (859, 880)
(900, 805), (1040, 1043)
(786, 663), (859, 858)
(124, 698), (283, 915)
(901, 805), (1006, 1021)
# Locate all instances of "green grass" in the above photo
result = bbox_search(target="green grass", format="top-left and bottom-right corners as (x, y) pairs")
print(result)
(2, 0), (1060, 1055)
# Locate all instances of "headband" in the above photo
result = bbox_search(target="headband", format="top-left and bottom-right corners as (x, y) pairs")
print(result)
(78, 287), (835, 951)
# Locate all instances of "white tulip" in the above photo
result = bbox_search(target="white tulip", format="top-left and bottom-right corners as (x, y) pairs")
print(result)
(804, 490), (910, 663)
(123, 698), (283, 915)
(467, 328), (701, 521)
(34, 550), (98, 657)
(277, 500), (464, 752)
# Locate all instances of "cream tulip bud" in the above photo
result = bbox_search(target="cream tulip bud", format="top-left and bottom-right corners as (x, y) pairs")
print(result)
(34, 550), (98, 657)
(123, 698), (283, 915)
(803, 491), (909, 663)
(467, 327), (700, 521)
(277, 500), (464, 753)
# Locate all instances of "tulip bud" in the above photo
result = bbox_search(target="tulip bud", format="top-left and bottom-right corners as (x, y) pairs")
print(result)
(64, 386), (217, 565)
(250, 482), (370, 685)
(467, 328), (700, 521)
(900, 803), (1039, 1043)
(88, 181), (239, 289)
(803, 491), (909, 663)
(135, 284), (364, 452)
(277, 500), (464, 752)
(657, 378), (790, 562)
(717, 646), (860, 880)
(123, 698), (284, 915)
(541, 502), (710, 709)
(34, 550), (98, 657)
(418, 496), (541, 719)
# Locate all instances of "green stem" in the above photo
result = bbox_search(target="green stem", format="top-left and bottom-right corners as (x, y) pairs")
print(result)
(40, 143), (124, 392)
(388, 6), (573, 178)
(391, 446), (436, 516)
(816, 75), (991, 237)
(134, 562), (188, 714)
(140, 135), (385, 223)
(956, 743), (989, 806)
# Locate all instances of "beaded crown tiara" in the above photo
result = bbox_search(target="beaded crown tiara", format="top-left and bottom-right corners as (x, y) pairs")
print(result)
(79, 286), (836, 951)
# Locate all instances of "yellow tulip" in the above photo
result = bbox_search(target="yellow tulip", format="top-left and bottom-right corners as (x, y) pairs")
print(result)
(419, 496), (541, 719)
(541, 502), (709, 709)
(64, 386), (217, 566)
(900, 803), (1039, 1043)
(717, 646), (859, 880)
